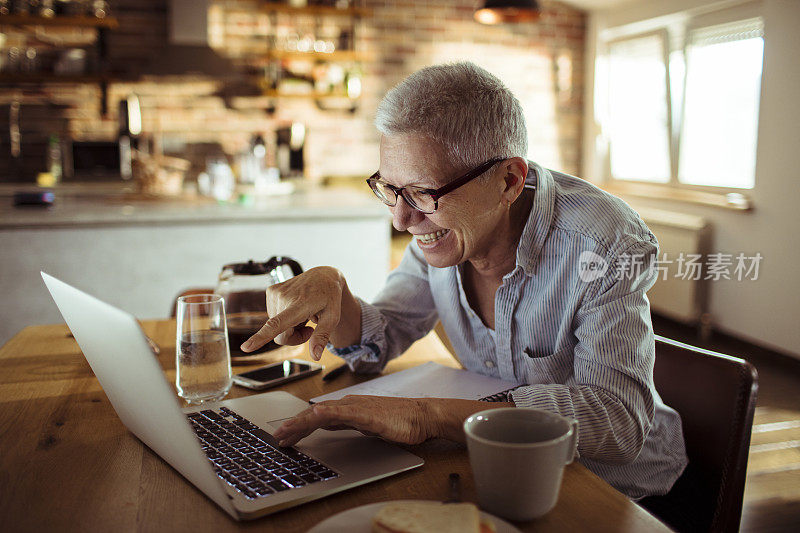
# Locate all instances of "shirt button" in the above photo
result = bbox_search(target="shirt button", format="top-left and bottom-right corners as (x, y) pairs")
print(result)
(484, 360), (495, 368)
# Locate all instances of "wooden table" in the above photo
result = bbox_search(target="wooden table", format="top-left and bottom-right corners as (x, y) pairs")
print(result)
(0, 321), (670, 532)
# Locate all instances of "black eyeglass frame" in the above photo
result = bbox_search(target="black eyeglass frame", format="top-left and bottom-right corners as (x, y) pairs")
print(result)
(366, 157), (507, 214)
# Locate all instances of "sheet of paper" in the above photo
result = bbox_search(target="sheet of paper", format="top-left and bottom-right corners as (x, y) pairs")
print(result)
(310, 362), (520, 403)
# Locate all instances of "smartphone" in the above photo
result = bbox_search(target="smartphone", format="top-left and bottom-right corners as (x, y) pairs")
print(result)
(232, 359), (323, 390)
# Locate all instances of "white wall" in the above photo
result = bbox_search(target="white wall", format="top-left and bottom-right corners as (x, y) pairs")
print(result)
(582, 0), (800, 358)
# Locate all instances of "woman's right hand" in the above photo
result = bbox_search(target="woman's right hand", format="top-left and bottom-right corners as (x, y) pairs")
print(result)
(240, 266), (360, 360)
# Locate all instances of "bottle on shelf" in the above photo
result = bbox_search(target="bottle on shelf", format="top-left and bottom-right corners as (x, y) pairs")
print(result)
(345, 64), (361, 98)
(39, 0), (56, 17)
(47, 133), (63, 184)
(91, 0), (110, 19)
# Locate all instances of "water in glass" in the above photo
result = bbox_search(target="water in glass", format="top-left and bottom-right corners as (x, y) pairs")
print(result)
(175, 294), (232, 404)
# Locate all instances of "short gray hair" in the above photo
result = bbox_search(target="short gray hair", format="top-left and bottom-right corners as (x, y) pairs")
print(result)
(374, 62), (528, 171)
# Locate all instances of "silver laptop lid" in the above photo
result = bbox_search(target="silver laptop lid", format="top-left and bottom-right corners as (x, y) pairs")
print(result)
(41, 272), (237, 518)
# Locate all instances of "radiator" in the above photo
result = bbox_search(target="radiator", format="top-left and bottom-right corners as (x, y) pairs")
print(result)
(636, 207), (712, 327)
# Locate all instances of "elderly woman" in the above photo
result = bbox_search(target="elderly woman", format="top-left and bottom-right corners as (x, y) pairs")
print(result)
(241, 62), (687, 499)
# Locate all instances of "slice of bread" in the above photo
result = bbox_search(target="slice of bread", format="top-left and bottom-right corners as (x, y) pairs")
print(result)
(371, 501), (481, 533)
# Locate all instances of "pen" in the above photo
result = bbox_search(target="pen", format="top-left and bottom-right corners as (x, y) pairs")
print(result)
(322, 363), (348, 382)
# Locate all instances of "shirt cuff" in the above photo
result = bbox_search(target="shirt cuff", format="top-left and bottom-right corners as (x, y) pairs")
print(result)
(326, 298), (387, 370)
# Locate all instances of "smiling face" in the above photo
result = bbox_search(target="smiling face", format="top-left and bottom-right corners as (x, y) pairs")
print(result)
(379, 133), (510, 269)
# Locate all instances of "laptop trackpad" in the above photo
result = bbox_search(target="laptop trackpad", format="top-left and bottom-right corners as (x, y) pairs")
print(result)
(219, 390), (312, 434)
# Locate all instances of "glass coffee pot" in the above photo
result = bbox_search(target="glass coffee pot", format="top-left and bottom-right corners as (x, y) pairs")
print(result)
(215, 256), (303, 357)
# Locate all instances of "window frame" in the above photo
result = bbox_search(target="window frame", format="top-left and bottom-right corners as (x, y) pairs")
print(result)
(597, 2), (765, 200)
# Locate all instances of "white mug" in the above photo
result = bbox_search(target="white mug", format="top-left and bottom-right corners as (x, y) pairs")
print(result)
(464, 408), (578, 521)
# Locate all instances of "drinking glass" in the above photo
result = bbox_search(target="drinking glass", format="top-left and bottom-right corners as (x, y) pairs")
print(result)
(175, 294), (232, 404)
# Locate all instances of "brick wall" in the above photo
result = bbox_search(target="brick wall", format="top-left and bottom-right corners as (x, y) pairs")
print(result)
(0, 0), (585, 182)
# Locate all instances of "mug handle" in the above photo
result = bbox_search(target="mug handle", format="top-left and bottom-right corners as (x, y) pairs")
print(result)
(565, 419), (579, 465)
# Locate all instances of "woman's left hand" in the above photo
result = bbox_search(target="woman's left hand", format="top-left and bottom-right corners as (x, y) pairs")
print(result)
(272, 395), (438, 447)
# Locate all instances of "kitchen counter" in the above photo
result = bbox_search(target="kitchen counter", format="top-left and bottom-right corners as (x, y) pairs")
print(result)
(0, 184), (386, 229)
(1, 185), (392, 345)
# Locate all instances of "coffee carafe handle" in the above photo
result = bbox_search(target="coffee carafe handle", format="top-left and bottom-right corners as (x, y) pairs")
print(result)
(268, 256), (304, 277)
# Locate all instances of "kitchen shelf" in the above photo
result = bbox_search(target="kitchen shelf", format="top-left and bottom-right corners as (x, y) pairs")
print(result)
(0, 14), (119, 29)
(264, 49), (370, 61)
(225, 3), (370, 112)
(259, 2), (371, 18)
(0, 15), (118, 116)
(261, 89), (353, 99)
(236, 86), (355, 99)
(0, 73), (110, 83)
(0, 72), (115, 116)
(231, 91), (358, 113)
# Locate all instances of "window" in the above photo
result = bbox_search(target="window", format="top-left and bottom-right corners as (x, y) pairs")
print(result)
(606, 33), (671, 183)
(678, 19), (764, 188)
(598, 14), (764, 191)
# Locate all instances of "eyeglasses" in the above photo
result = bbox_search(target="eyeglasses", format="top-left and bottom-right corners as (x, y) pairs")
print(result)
(366, 157), (505, 214)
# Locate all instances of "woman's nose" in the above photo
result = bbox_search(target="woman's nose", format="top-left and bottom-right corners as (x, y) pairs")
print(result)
(390, 196), (423, 232)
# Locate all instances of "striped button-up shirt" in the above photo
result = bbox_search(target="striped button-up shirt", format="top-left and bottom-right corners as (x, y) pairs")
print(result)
(331, 162), (688, 499)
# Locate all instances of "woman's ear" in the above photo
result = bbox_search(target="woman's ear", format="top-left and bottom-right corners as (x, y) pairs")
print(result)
(500, 157), (529, 204)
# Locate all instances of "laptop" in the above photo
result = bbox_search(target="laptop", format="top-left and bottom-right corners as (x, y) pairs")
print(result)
(41, 272), (424, 521)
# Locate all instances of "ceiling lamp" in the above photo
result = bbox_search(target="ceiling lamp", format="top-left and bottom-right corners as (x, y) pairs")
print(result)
(474, 0), (540, 25)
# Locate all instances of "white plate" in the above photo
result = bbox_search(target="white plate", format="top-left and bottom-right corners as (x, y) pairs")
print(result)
(308, 499), (522, 533)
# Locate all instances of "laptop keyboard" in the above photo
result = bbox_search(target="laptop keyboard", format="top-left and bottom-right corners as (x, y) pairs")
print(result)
(187, 406), (339, 500)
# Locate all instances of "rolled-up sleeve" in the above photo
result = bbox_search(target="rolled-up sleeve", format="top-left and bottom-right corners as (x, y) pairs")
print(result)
(328, 241), (439, 373)
(510, 239), (658, 463)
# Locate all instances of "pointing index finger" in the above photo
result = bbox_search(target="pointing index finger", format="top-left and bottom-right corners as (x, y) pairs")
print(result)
(240, 307), (308, 352)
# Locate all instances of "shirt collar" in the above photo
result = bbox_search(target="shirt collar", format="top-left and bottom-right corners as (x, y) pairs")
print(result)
(515, 161), (555, 276)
